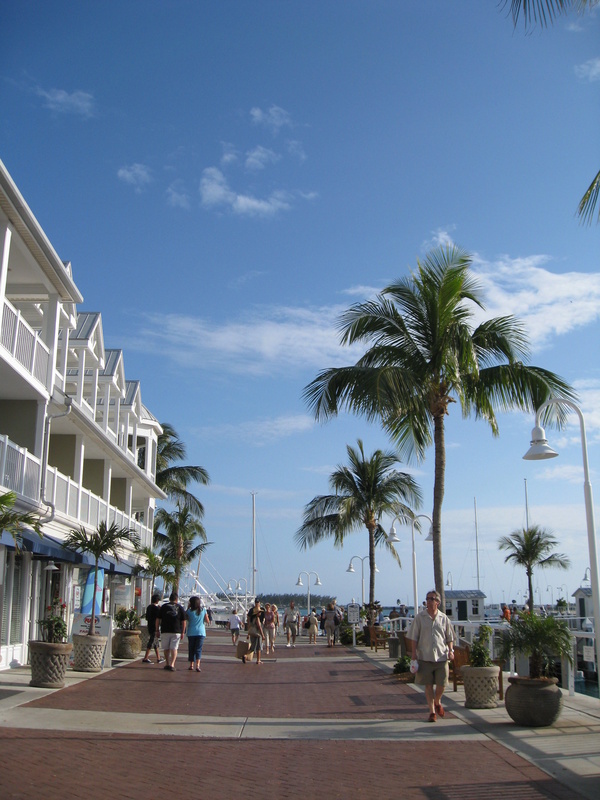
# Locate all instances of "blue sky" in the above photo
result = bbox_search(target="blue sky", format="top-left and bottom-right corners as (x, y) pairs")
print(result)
(2, 1), (599, 610)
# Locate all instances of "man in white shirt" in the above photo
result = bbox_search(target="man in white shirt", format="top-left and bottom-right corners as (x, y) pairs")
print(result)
(228, 609), (242, 644)
(283, 600), (299, 647)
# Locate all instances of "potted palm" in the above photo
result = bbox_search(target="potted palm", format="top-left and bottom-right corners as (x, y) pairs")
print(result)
(499, 613), (573, 727)
(460, 625), (499, 708)
(29, 598), (73, 689)
(65, 521), (140, 672)
(112, 607), (142, 659)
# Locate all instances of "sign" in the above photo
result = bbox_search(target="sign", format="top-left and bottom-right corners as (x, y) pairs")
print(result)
(347, 603), (361, 624)
(69, 613), (112, 668)
(583, 645), (595, 663)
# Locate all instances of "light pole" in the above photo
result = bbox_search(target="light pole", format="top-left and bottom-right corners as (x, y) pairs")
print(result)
(446, 572), (453, 591)
(524, 398), (600, 698)
(226, 580), (239, 610)
(582, 567), (591, 585)
(346, 556), (377, 608)
(557, 584), (569, 612)
(388, 513), (433, 617)
(296, 571), (322, 621)
(546, 584), (554, 609)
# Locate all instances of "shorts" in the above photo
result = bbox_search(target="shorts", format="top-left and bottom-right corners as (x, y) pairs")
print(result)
(160, 632), (181, 651)
(415, 659), (449, 687)
(285, 622), (297, 635)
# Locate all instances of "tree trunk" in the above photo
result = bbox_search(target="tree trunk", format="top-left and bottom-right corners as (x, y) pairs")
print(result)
(368, 522), (376, 623)
(432, 412), (446, 610)
(527, 568), (534, 615)
(89, 561), (99, 635)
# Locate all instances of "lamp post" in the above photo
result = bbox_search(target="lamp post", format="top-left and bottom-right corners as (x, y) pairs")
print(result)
(227, 578), (248, 614)
(346, 556), (378, 608)
(582, 567), (591, 585)
(446, 572), (453, 591)
(546, 584), (554, 609)
(557, 584), (569, 612)
(296, 571), (322, 622)
(387, 513), (433, 617)
(524, 398), (600, 698)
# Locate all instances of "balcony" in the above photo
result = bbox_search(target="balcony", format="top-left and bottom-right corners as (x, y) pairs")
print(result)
(1, 297), (50, 389)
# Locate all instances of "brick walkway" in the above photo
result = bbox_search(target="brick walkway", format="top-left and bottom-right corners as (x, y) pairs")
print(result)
(0, 629), (589, 799)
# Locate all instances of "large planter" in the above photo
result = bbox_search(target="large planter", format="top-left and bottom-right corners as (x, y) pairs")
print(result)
(112, 629), (142, 659)
(72, 633), (107, 673)
(461, 665), (499, 709)
(505, 676), (563, 727)
(29, 641), (73, 689)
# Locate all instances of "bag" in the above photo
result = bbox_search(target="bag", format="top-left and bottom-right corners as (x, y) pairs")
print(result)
(236, 639), (253, 661)
(303, 620), (310, 629)
(334, 613), (341, 626)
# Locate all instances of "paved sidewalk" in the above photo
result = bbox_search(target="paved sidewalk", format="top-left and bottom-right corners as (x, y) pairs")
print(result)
(0, 629), (598, 799)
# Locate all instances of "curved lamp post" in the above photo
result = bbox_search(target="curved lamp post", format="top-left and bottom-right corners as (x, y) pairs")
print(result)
(347, 555), (378, 608)
(446, 572), (453, 591)
(524, 398), (600, 698)
(387, 513), (433, 617)
(582, 567), (591, 585)
(296, 571), (322, 620)
(546, 584), (554, 609)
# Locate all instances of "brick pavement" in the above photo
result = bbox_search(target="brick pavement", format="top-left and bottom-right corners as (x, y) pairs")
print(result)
(0, 629), (590, 800)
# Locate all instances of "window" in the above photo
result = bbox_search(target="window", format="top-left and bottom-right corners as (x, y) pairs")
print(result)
(471, 599), (479, 615)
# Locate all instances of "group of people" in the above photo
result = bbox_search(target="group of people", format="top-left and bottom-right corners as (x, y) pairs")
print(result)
(142, 591), (210, 672)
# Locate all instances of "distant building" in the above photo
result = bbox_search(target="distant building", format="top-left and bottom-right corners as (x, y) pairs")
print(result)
(444, 589), (486, 621)
(573, 587), (594, 628)
(1, 159), (165, 669)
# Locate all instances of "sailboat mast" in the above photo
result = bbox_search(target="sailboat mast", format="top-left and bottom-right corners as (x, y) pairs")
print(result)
(474, 497), (480, 591)
(251, 491), (257, 598)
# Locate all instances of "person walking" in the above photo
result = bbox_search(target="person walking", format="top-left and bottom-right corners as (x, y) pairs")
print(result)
(229, 608), (242, 644)
(186, 595), (208, 672)
(406, 590), (455, 722)
(142, 593), (164, 664)
(263, 602), (276, 654)
(245, 598), (265, 665)
(155, 591), (186, 672)
(283, 600), (299, 647)
(324, 602), (338, 647)
(307, 608), (319, 644)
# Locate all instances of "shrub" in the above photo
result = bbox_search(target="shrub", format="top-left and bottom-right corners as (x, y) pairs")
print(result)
(469, 624), (493, 667)
(393, 654), (412, 674)
(114, 607), (141, 630)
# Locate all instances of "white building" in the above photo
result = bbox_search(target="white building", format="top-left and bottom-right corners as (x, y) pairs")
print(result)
(444, 589), (486, 621)
(0, 159), (165, 669)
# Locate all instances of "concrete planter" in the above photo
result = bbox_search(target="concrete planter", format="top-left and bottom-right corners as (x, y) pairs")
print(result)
(112, 629), (142, 659)
(29, 641), (73, 689)
(72, 633), (107, 672)
(461, 665), (499, 708)
(505, 676), (563, 727)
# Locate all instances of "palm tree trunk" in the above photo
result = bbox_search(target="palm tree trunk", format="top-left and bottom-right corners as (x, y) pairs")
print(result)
(527, 569), (534, 615)
(368, 522), (376, 623)
(432, 411), (446, 609)
(90, 560), (99, 635)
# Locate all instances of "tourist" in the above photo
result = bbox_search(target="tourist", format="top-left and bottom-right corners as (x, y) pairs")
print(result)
(155, 592), (187, 672)
(283, 600), (300, 647)
(245, 598), (265, 665)
(272, 604), (280, 638)
(142, 593), (164, 664)
(229, 608), (242, 644)
(307, 608), (319, 644)
(406, 590), (455, 722)
(389, 607), (400, 620)
(319, 607), (327, 637)
(324, 602), (338, 647)
(263, 602), (276, 654)
(186, 595), (208, 672)
(500, 603), (511, 623)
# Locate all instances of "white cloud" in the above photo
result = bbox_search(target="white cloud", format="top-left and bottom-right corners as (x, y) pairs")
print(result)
(195, 414), (315, 445)
(250, 105), (292, 133)
(117, 163), (153, 193)
(245, 145), (280, 171)
(220, 142), (239, 166)
(287, 140), (307, 161)
(199, 167), (291, 217)
(166, 180), (191, 209)
(35, 86), (95, 117)
(575, 57), (600, 81)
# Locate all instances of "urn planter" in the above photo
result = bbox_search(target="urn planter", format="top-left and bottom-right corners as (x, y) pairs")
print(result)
(72, 633), (107, 672)
(505, 676), (563, 727)
(461, 665), (499, 708)
(29, 641), (73, 689)
(112, 628), (142, 659)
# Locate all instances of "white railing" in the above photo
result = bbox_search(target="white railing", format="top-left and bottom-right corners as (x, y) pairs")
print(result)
(1, 298), (50, 388)
(0, 434), (41, 499)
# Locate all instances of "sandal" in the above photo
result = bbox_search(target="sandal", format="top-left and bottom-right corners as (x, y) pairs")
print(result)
(435, 702), (445, 718)
(428, 712), (437, 722)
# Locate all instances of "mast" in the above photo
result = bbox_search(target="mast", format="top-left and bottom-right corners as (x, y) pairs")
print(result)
(474, 497), (480, 591)
(524, 478), (530, 530)
(251, 491), (257, 598)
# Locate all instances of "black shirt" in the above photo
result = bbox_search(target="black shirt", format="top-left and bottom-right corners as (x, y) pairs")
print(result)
(157, 602), (186, 634)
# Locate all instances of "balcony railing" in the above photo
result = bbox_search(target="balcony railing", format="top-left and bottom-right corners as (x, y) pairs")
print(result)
(1, 298), (50, 388)
(0, 434), (41, 499)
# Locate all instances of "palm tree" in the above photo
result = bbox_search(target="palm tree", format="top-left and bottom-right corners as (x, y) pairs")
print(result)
(0, 491), (43, 548)
(499, 524), (570, 614)
(500, 0), (600, 223)
(134, 546), (175, 596)
(64, 522), (140, 635)
(156, 422), (210, 517)
(154, 506), (210, 595)
(295, 439), (422, 621)
(303, 245), (576, 607)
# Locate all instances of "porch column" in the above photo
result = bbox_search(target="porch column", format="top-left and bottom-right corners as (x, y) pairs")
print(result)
(0, 222), (12, 303)
(42, 294), (61, 392)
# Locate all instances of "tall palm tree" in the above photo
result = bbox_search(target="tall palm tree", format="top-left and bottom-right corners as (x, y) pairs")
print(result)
(500, 0), (600, 223)
(134, 546), (176, 596)
(499, 524), (570, 614)
(0, 491), (43, 548)
(303, 245), (576, 607)
(154, 506), (210, 595)
(64, 522), (140, 635)
(156, 422), (210, 517)
(295, 439), (422, 621)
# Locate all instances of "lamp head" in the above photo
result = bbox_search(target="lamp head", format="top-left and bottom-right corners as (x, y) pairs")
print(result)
(314, 576), (322, 586)
(346, 563), (355, 574)
(523, 425), (559, 461)
(44, 560), (59, 571)
(425, 525), (433, 542)
(387, 529), (401, 544)
(296, 577), (303, 587)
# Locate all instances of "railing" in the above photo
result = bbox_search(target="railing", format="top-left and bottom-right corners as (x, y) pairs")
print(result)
(0, 435), (41, 499)
(1, 298), (50, 388)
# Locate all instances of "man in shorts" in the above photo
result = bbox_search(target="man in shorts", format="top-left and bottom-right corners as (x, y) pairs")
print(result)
(155, 591), (186, 672)
(283, 600), (299, 647)
(406, 589), (455, 722)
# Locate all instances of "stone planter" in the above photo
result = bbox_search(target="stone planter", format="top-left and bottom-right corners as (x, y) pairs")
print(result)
(72, 633), (107, 672)
(112, 629), (142, 659)
(461, 665), (499, 708)
(505, 676), (563, 727)
(29, 641), (73, 689)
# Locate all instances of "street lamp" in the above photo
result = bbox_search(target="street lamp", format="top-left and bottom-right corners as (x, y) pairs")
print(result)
(557, 584), (569, 611)
(446, 572), (453, 591)
(387, 513), (433, 617)
(524, 397), (600, 698)
(346, 556), (378, 608)
(227, 578), (248, 613)
(296, 571), (322, 620)
(546, 584), (554, 609)
(582, 567), (591, 585)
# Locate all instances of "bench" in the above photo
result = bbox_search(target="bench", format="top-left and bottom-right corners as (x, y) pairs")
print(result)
(367, 626), (389, 652)
(449, 645), (470, 691)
